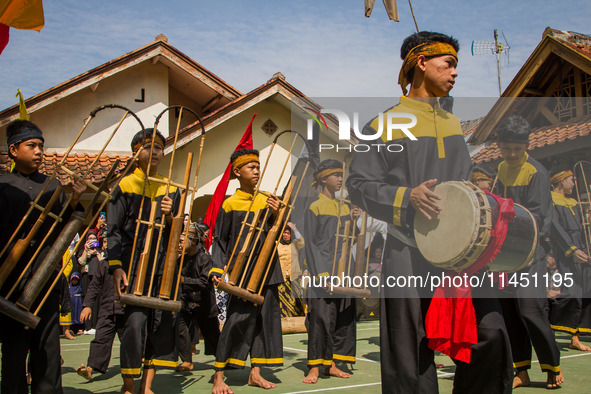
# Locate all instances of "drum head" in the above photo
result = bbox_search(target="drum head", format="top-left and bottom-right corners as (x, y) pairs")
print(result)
(414, 182), (482, 267)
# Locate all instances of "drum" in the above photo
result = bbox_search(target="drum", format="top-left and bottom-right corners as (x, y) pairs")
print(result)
(413, 181), (537, 273)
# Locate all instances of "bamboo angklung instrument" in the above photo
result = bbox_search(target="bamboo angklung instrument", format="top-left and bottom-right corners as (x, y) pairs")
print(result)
(0, 104), (145, 328)
(216, 130), (312, 304)
(119, 105), (205, 312)
(574, 161), (591, 259)
(329, 158), (371, 298)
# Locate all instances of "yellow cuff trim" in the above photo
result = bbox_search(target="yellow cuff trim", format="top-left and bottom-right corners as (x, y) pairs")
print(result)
(513, 360), (531, 368)
(215, 358), (247, 369)
(121, 367), (142, 375)
(565, 246), (577, 257)
(109, 260), (122, 267)
(540, 364), (560, 373)
(578, 327), (591, 333)
(308, 358), (333, 366)
(551, 324), (577, 334)
(318, 272), (329, 277)
(209, 267), (224, 276)
(150, 359), (178, 368)
(333, 354), (355, 362)
(250, 357), (283, 365)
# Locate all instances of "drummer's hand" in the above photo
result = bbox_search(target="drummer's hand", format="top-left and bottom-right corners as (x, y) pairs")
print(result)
(113, 268), (128, 299)
(70, 178), (87, 208)
(573, 249), (590, 264)
(211, 276), (222, 285)
(409, 179), (441, 220)
(267, 194), (280, 215)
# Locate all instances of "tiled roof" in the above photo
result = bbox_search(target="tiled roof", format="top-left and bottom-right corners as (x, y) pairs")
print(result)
(0, 153), (131, 185)
(548, 29), (591, 60)
(471, 115), (591, 164)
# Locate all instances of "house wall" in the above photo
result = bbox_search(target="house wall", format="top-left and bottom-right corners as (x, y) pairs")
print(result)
(0, 60), (171, 154)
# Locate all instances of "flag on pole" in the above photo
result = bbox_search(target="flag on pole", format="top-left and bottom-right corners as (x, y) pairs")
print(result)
(16, 89), (29, 120)
(364, 0), (399, 21)
(0, 0), (44, 55)
(0, 0), (45, 30)
(203, 113), (257, 248)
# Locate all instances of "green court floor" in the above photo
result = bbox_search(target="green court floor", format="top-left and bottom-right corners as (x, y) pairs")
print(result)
(52, 321), (591, 392)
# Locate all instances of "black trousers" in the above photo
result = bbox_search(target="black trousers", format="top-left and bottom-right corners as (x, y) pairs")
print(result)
(214, 284), (283, 370)
(87, 313), (125, 374)
(178, 306), (220, 362)
(119, 306), (178, 378)
(550, 256), (591, 335)
(306, 296), (356, 367)
(379, 237), (512, 394)
(499, 259), (560, 373)
(0, 292), (62, 394)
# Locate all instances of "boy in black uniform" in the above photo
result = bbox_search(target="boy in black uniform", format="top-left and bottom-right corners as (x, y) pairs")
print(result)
(209, 149), (282, 394)
(176, 221), (220, 372)
(492, 116), (564, 389)
(547, 165), (591, 350)
(303, 159), (359, 384)
(0, 120), (85, 394)
(109, 128), (181, 394)
(76, 255), (125, 380)
(347, 32), (512, 393)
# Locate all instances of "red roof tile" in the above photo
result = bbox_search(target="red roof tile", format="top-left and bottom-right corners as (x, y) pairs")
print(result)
(0, 153), (131, 185)
(472, 115), (591, 164)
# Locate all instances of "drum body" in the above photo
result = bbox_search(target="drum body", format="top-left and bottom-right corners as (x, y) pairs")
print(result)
(413, 181), (537, 273)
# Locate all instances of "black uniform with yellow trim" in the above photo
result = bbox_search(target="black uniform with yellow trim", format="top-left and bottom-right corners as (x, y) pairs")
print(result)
(549, 191), (591, 335)
(493, 153), (561, 374)
(107, 167), (181, 378)
(209, 189), (283, 371)
(304, 193), (356, 367)
(347, 96), (513, 393)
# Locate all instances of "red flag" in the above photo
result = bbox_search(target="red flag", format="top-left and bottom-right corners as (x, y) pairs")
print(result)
(203, 113), (256, 248)
(0, 24), (8, 55)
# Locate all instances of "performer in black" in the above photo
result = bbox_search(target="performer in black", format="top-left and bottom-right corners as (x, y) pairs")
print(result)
(347, 32), (512, 393)
(0, 120), (85, 394)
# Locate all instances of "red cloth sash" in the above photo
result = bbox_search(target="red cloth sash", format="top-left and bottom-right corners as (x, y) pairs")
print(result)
(425, 192), (515, 363)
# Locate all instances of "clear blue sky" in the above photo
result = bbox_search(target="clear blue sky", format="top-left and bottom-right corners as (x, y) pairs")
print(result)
(0, 0), (589, 110)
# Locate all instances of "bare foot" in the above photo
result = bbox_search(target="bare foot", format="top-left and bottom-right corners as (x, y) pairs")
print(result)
(546, 370), (564, 389)
(248, 367), (276, 389)
(213, 371), (234, 394)
(122, 379), (135, 394)
(77, 364), (93, 380)
(569, 336), (591, 351)
(513, 370), (530, 389)
(302, 366), (319, 384)
(325, 362), (350, 379)
(65, 330), (76, 340)
(175, 362), (194, 372)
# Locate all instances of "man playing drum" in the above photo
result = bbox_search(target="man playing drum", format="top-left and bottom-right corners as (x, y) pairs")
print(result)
(347, 31), (512, 393)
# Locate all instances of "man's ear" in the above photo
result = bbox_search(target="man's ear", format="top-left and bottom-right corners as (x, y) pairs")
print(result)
(416, 54), (427, 72)
(232, 166), (241, 179)
(8, 144), (18, 159)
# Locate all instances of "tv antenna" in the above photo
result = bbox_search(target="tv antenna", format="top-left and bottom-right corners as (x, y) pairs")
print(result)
(471, 29), (511, 96)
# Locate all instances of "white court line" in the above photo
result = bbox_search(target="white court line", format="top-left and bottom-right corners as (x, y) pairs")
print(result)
(282, 382), (381, 393)
(282, 347), (379, 364)
(286, 325), (379, 337)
